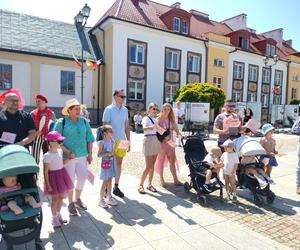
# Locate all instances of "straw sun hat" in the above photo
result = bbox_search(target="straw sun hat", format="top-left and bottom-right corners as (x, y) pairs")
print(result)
(62, 98), (84, 116)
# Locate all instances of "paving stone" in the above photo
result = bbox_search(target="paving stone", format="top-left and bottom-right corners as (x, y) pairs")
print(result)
(149, 235), (195, 250)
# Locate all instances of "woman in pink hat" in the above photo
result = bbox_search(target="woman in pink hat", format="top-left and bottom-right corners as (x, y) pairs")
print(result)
(31, 94), (56, 164)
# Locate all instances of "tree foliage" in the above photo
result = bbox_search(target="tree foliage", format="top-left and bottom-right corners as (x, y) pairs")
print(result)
(290, 99), (300, 105)
(174, 83), (226, 109)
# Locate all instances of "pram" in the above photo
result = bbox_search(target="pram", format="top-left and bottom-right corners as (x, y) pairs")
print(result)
(234, 137), (275, 205)
(182, 136), (223, 205)
(0, 145), (43, 250)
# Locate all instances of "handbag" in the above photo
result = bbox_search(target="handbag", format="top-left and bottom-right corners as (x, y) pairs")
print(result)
(148, 116), (171, 142)
(101, 159), (112, 170)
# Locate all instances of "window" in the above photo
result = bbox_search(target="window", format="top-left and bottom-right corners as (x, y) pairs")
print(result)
(129, 44), (144, 64)
(182, 19), (188, 34)
(61, 71), (75, 95)
(165, 84), (178, 103)
(273, 95), (281, 105)
(213, 59), (224, 67)
(261, 94), (269, 107)
(249, 65), (258, 82)
(0, 63), (12, 90)
(166, 51), (179, 70)
(188, 54), (200, 73)
(173, 17), (180, 32)
(233, 62), (244, 79)
(275, 70), (283, 85)
(262, 68), (271, 83)
(292, 75), (299, 81)
(266, 44), (276, 57)
(128, 81), (144, 100)
(213, 76), (222, 88)
(292, 88), (297, 100)
(232, 91), (242, 102)
(239, 37), (249, 50)
(247, 92), (257, 102)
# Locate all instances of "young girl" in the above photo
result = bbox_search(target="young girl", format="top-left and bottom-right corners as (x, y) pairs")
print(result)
(260, 123), (278, 183)
(220, 140), (239, 202)
(43, 131), (74, 228)
(98, 125), (118, 208)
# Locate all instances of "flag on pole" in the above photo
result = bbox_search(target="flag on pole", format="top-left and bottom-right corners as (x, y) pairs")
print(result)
(86, 59), (102, 69)
(272, 86), (280, 94)
(72, 54), (83, 68)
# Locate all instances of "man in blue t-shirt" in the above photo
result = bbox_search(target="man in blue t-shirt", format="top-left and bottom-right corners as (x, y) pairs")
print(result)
(102, 89), (130, 198)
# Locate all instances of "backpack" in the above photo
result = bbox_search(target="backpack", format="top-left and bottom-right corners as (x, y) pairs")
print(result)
(61, 117), (87, 135)
(96, 126), (103, 141)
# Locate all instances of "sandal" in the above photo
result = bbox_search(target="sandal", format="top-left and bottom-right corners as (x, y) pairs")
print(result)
(138, 186), (146, 194)
(146, 185), (157, 193)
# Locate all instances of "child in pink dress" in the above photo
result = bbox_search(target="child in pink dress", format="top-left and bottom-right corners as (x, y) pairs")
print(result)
(43, 131), (74, 228)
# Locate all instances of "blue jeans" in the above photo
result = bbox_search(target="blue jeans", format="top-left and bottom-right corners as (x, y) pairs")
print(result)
(297, 143), (300, 188)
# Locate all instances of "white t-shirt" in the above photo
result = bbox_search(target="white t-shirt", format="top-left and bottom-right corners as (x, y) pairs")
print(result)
(142, 116), (157, 135)
(173, 107), (185, 123)
(134, 114), (143, 124)
(221, 152), (239, 175)
(42, 149), (64, 171)
(203, 154), (214, 168)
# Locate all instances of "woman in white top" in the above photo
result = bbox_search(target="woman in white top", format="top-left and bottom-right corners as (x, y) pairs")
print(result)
(138, 103), (161, 194)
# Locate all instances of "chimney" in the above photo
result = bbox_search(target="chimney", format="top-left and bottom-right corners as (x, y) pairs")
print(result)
(222, 13), (247, 31)
(285, 39), (293, 47)
(131, 0), (140, 6)
(190, 9), (209, 19)
(171, 2), (181, 8)
(261, 28), (283, 49)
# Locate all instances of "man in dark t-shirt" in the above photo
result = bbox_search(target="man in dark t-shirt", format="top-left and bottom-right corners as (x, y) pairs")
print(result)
(0, 93), (36, 149)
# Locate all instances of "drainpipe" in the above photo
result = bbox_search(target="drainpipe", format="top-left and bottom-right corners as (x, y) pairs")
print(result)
(286, 60), (291, 105)
(98, 27), (105, 125)
(204, 40), (208, 82)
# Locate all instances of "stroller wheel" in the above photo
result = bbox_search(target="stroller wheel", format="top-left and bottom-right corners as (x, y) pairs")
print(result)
(184, 182), (190, 193)
(266, 193), (275, 204)
(254, 195), (263, 205)
(197, 195), (207, 206)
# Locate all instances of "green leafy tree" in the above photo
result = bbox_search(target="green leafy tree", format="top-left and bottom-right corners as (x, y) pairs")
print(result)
(174, 83), (226, 109)
(290, 99), (300, 105)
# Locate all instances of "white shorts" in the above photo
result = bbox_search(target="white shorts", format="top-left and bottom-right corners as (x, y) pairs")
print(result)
(64, 156), (88, 190)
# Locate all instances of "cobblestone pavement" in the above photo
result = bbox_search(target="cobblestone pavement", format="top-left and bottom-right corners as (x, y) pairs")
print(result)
(89, 132), (300, 250)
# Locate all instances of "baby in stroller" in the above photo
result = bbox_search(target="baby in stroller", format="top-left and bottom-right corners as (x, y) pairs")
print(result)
(234, 131), (275, 205)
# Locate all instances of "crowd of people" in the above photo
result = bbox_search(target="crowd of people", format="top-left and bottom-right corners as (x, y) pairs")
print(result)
(0, 89), (299, 230)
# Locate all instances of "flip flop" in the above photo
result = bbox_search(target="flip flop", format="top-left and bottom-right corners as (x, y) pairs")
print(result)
(138, 186), (146, 194)
(146, 185), (157, 193)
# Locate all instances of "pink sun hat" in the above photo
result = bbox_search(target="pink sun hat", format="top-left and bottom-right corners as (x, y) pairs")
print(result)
(46, 131), (65, 141)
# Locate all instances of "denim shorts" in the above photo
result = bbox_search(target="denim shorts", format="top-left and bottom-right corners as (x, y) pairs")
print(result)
(260, 155), (278, 167)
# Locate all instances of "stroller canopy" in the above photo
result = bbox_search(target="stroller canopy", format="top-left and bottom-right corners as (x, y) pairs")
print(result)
(0, 145), (39, 178)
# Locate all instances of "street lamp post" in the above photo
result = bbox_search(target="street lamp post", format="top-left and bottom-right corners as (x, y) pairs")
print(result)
(74, 3), (91, 104)
(263, 55), (279, 123)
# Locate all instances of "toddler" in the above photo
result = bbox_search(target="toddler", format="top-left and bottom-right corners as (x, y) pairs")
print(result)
(220, 140), (239, 202)
(43, 131), (74, 228)
(98, 125), (118, 208)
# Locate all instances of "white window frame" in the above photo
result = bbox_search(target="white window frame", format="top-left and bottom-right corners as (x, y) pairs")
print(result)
(292, 88), (297, 100)
(233, 62), (244, 79)
(129, 44), (144, 64)
(213, 76), (222, 88)
(182, 19), (188, 34)
(249, 65), (258, 82)
(173, 17), (180, 32)
(188, 54), (200, 73)
(247, 92), (257, 102)
(292, 75), (299, 81)
(60, 70), (75, 95)
(239, 37), (249, 50)
(262, 68), (270, 83)
(266, 44), (276, 57)
(166, 51), (179, 70)
(261, 94), (269, 107)
(128, 81), (144, 100)
(165, 84), (178, 103)
(273, 95), (281, 105)
(275, 70), (283, 85)
(0, 63), (12, 90)
(213, 58), (224, 67)
(232, 91), (242, 102)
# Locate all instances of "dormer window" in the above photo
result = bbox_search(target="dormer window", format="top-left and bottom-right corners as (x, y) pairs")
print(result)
(173, 17), (180, 32)
(239, 37), (249, 50)
(266, 44), (276, 57)
(182, 19), (188, 34)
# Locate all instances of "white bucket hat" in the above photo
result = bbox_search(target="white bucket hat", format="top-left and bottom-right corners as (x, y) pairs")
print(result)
(221, 139), (234, 148)
(62, 98), (83, 116)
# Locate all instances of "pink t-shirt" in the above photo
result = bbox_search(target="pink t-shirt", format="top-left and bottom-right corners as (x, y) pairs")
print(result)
(42, 149), (64, 171)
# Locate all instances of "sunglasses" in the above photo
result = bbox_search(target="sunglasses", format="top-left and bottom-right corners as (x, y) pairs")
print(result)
(118, 95), (126, 99)
(152, 107), (158, 111)
(227, 104), (236, 108)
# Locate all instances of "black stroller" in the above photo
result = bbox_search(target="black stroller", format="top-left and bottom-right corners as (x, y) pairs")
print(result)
(234, 137), (275, 205)
(182, 136), (223, 205)
(0, 145), (43, 250)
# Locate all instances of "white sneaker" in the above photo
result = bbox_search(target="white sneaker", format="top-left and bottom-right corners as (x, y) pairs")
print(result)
(98, 199), (108, 208)
(258, 178), (267, 188)
(106, 196), (118, 206)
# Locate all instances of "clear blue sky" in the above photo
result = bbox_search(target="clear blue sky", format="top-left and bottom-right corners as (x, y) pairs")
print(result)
(1, 0), (300, 50)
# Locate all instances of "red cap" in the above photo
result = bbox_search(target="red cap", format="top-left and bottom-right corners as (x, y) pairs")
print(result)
(36, 94), (48, 103)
